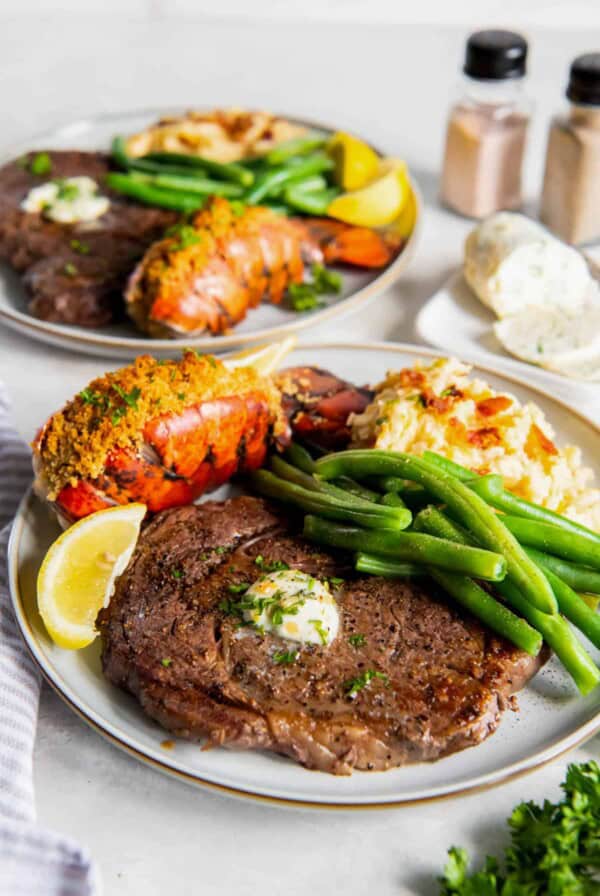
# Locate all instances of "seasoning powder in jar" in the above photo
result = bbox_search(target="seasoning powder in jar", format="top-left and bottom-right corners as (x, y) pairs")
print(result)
(441, 30), (532, 219)
(540, 53), (600, 245)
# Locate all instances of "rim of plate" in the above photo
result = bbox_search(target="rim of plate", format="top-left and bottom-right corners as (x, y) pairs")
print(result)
(8, 341), (600, 809)
(0, 108), (422, 355)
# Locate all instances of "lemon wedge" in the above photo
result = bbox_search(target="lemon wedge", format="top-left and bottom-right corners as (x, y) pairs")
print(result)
(223, 335), (297, 375)
(37, 504), (146, 649)
(328, 131), (380, 191)
(327, 159), (411, 228)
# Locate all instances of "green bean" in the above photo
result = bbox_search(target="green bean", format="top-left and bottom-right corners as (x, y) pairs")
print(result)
(276, 174), (327, 195)
(129, 171), (244, 198)
(126, 158), (210, 178)
(381, 492), (408, 508)
(144, 151), (254, 187)
(269, 455), (320, 491)
(330, 477), (380, 503)
(355, 553), (424, 578)
(111, 138), (211, 181)
(282, 442), (379, 503)
(502, 515), (600, 571)
(316, 450), (557, 614)
(270, 457), (385, 512)
(497, 579), (599, 694)
(284, 442), (316, 473)
(416, 507), (600, 694)
(283, 186), (338, 216)
(425, 451), (600, 546)
(249, 471), (410, 530)
(303, 515), (506, 581)
(542, 567), (600, 651)
(105, 173), (204, 212)
(244, 153), (334, 205)
(111, 135), (132, 170)
(264, 134), (328, 166)
(524, 547), (600, 595)
(581, 593), (600, 610)
(422, 452), (474, 482)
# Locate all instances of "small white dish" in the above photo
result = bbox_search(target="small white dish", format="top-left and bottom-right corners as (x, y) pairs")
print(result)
(416, 269), (600, 400)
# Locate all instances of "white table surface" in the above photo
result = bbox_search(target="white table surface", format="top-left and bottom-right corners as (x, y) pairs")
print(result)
(1, 18), (599, 896)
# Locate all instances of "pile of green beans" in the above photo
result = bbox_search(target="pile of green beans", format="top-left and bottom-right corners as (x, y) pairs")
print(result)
(249, 441), (600, 694)
(108, 133), (341, 215)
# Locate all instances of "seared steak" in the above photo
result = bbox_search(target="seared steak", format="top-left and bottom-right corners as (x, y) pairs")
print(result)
(0, 151), (176, 326)
(98, 497), (545, 775)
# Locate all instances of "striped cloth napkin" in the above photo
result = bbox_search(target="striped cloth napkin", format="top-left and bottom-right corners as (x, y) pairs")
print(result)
(0, 383), (100, 896)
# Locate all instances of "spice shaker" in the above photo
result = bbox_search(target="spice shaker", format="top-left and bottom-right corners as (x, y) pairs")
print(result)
(540, 53), (600, 245)
(441, 30), (532, 218)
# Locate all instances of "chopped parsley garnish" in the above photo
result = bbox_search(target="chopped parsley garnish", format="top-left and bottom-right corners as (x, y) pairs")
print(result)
(161, 658), (172, 668)
(29, 152), (52, 176)
(171, 567), (184, 580)
(328, 576), (344, 587)
(344, 669), (389, 698)
(79, 388), (104, 406)
(288, 282), (325, 312)
(310, 618), (328, 646)
(206, 355), (217, 367)
(112, 384), (141, 408)
(273, 649), (298, 665)
(70, 238), (90, 254)
(227, 582), (250, 594)
(288, 262), (343, 312)
(55, 179), (80, 201)
(63, 262), (78, 277)
(348, 633), (366, 648)
(220, 585), (307, 631)
(254, 555), (289, 573)
(167, 223), (203, 252)
(214, 546), (227, 554)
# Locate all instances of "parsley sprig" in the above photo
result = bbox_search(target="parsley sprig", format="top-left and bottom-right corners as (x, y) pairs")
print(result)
(288, 263), (342, 312)
(344, 669), (389, 699)
(254, 555), (289, 573)
(439, 760), (600, 895)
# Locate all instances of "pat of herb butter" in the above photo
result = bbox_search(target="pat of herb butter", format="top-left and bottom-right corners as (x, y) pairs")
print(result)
(21, 176), (109, 223)
(243, 570), (339, 647)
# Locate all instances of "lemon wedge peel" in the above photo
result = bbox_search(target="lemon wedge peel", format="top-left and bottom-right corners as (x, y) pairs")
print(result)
(328, 131), (380, 191)
(37, 503), (146, 650)
(327, 158), (411, 228)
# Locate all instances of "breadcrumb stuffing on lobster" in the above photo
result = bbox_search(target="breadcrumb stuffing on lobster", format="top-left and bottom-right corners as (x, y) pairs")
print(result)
(34, 351), (286, 499)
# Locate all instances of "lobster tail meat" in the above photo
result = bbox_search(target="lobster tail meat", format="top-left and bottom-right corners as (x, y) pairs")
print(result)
(125, 198), (319, 339)
(274, 366), (373, 451)
(33, 352), (288, 524)
(125, 197), (402, 339)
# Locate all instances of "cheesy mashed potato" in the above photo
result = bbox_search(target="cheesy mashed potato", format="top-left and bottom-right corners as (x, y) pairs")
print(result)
(351, 358), (600, 531)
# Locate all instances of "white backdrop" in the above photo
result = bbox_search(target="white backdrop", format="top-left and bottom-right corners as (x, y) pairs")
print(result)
(1, 0), (600, 25)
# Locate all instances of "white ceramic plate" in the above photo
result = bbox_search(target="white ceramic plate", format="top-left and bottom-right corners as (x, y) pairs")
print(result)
(416, 269), (600, 402)
(0, 109), (421, 360)
(9, 342), (600, 809)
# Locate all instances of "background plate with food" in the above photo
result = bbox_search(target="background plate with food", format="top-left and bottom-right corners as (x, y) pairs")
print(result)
(0, 109), (421, 359)
(9, 342), (600, 808)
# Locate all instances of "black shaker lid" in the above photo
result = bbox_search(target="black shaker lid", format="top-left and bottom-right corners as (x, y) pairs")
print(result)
(567, 53), (600, 105)
(464, 30), (528, 80)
